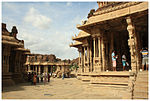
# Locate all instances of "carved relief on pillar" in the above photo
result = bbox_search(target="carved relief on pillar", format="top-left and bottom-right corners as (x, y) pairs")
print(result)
(126, 16), (137, 72)
(92, 28), (103, 72)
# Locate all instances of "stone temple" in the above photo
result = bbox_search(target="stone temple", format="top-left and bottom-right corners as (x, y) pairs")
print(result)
(2, 23), (30, 86)
(1, 1), (149, 100)
(25, 54), (71, 78)
(70, 2), (148, 99)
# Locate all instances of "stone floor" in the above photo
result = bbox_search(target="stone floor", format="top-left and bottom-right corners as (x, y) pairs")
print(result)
(2, 78), (130, 99)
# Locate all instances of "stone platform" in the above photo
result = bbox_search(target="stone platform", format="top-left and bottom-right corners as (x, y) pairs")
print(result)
(77, 71), (131, 86)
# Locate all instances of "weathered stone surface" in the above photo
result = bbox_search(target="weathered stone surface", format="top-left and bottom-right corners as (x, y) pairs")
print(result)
(2, 23), (30, 87)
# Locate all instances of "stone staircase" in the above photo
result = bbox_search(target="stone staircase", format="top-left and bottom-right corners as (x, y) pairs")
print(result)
(133, 71), (148, 99)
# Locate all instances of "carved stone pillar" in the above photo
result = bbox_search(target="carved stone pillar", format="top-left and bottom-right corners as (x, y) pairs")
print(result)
(87, 45), (90, 72)
(134, 31), (141, 71)
(105, 39), (109, 70)
(83, 46), (86, 72)
(38, 65), (41, 74)
(126, 16), (137, 73)
(89, 40), (93, 72)
(62, 66), (65, 73)
(28, 65), (30, 72)
(98, 37), (102, 72)
(46, 65), (48, 73)
(110, 33), (114, 70)
(102, 34), (106, 71)
(93, 37), (96, 72)
(81, 47), (83, 72)
(78, 50), (81, 73)
(35, 66), (37, 74)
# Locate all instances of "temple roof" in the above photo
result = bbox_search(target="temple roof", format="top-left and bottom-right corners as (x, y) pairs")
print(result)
(2, 35), (24, 47)
(72, 31), (90, 40)
(77, 2), (148, 31)
(70, 41), (82, 47)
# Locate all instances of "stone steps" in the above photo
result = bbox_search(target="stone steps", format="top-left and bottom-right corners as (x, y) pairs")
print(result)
(133, 71), (148, 99)
(91, 81), (128, 86)
(133, 92), (148, 99)
(134, 86), (148, 92)
(135, 77), (148, 82)
(134, 82), (148, 88)
(89, 83), (128, 88)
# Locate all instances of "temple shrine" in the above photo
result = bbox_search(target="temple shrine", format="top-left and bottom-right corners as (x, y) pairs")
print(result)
(70, 2), (148, 99)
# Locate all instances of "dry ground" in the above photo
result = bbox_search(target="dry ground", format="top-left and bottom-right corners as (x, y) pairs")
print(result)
(2, 78), (130, 99)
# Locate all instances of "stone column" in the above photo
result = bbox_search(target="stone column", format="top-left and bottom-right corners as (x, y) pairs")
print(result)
(138, 31), (142, 70)
(93, 37), (96, 72)
(87, 45), (90, 72)
(81, 48), (83, 72)
(102, 34), (106, 71)
(134, 31), (141, 71)
(28, 65), (30, 72)
(83, 46), (86, 72)
(62, 66), (65, 73)
(38, 65), (41, 74)
(46, 66), (48, 73)
(79, 51), (80, 65)
(105, 40), (109, 70)
(126, 16), (137, 73)
(44, 66), (46, 73)
(110, 33), (114, 69)
(98, 36), (102, 72)
(35, 66), (37, 74)
(89, 40), (93, 72)
(78, 49), (81, 73)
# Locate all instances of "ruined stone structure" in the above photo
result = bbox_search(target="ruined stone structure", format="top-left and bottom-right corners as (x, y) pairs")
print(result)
(25, 54), (71, 77)
(2, 23), (30, 87)
(70, 2), (148, 99)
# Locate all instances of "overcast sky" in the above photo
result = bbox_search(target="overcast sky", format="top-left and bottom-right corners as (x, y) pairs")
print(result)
(2, 2), (98, 60)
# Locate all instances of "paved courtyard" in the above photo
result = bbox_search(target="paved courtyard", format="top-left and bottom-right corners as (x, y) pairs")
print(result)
(2, 78), (130, 99)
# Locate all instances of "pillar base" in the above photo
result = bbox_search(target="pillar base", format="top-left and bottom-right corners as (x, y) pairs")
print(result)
(2, 73), (15, 87)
